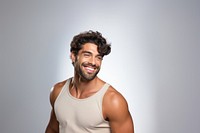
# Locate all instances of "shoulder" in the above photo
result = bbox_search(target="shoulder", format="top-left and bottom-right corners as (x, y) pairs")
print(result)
(103, 86), (130, 119)
(49, 80), (67, 107)
(105, 86), (129, 107)
(103, 86), (134, 133)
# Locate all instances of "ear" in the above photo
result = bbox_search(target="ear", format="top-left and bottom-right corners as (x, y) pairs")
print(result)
(70, 52), (76, 63)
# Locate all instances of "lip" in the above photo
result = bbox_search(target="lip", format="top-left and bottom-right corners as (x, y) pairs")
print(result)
(84, 66), (95, 73)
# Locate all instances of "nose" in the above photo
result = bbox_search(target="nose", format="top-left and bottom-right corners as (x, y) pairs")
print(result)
(89, 56), (96, 65)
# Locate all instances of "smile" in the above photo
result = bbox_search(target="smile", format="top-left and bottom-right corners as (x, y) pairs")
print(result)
(85, 66), (95, 73)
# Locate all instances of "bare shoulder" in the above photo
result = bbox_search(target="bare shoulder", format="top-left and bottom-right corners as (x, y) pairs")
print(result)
(104, 86), (128, 106)
(49, 80), (67, 106)
(103, 86), (130, 119)
(103, 86), (134, 132)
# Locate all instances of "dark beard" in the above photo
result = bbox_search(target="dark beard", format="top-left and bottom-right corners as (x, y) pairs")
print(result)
(77, 62), (100, 81)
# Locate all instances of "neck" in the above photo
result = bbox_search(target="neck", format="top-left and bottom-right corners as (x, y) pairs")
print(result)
(70, 76), (101, 99)
(72, 75), (99, 91)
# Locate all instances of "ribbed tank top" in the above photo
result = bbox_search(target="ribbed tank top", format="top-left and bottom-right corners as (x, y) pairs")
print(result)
(54, 78), (111, 133)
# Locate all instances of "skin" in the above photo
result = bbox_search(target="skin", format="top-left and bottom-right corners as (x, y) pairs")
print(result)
(45, 43), (134, 133)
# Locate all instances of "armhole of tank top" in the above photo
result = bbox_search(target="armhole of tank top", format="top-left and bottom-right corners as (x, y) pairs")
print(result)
(54, 79), (70, 109)
(99, 83), (110, 123)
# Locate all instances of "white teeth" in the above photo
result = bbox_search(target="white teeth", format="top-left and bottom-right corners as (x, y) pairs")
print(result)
(86, 67), (94, 71)
(85, 67), (95, 73)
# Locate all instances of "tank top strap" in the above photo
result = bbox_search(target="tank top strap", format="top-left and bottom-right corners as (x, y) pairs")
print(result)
(63, 78), (72, 91)
(97, 83), (110, 97)
(56, 78), (72, 98)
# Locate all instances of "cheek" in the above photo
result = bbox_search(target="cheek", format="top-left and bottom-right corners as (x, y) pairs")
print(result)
(96, 61), (102, 67)
(75, 56), (83, 64)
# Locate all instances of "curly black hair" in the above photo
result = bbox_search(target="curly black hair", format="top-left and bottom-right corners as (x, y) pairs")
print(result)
(70, 30), (111, 57)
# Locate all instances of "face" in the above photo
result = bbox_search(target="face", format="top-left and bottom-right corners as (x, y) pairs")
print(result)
(72, 43), (103, 81)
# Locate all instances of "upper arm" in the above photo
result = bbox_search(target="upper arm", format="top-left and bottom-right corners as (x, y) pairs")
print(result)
(45, 109), (59, 133)
(45, 81), (66, 133)
(103, 88), (134, 133)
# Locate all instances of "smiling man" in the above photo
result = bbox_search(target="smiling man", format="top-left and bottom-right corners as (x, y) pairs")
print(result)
(45, 30), (134, 133)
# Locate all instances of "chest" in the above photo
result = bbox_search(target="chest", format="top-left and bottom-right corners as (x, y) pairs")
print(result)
(55, 94), (105, 128)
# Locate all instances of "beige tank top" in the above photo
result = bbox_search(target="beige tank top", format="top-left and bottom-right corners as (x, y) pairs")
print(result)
(54, 78), (111, 133)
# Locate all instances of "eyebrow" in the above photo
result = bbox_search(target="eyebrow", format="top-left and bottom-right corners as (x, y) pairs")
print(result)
(82, 50), (92, 54)
(81, 50), (102, 57)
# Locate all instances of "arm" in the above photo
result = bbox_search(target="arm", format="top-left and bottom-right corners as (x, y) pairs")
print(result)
(45, 81), (66, 133)
(45, 109), (59, 133)
(103, 87), (134, 133)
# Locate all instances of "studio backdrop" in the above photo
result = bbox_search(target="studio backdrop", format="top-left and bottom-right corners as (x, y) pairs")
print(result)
(0, 0), (199, 133)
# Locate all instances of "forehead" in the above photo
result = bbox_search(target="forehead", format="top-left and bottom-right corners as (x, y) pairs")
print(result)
(80, 43), (98, 53)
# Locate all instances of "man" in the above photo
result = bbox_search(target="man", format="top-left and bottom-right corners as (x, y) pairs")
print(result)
(45, 30), (134, 133)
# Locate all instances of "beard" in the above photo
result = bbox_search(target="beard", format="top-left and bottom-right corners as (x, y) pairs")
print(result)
(75, 61), (100, 81)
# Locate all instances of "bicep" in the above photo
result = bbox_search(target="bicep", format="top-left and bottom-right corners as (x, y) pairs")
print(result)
(46, 84), (62, 133)
(109, 111), (134, 133)
(104, 90), (134, 133)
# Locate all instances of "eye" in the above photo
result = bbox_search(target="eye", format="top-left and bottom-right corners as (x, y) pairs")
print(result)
(83, 53), (91, 57)
(96, 56), (103, 61)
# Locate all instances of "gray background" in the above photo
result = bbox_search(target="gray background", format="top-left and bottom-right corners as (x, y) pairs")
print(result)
(0, 0), (200, 133)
